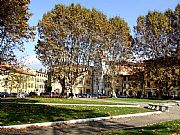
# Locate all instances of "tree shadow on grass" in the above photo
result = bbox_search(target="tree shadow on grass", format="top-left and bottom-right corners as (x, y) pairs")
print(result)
(0, 103), (109, 126)
(0, 98), (38, 103)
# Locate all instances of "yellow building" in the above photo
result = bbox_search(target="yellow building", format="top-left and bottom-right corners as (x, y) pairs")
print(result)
(35, 70), (48, 95)
(0, 64), (35, 94)
(51, 64), (93, 96)
(102, 63), (144, 97)
(73, 71), (93, 95)
(0, 64), (48, 96)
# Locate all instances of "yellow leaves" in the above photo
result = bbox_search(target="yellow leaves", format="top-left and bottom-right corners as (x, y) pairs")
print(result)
(36, 3), (132, 71)
(144, 11), (170, 35)
(134, 6), (179, 60)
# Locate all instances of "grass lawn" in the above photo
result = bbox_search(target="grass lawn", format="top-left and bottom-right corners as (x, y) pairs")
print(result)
(105, 120), (180, 135)
(105, 98), (176, 103)
(0, 97), (130, 105)
(0, 103), (152, 126)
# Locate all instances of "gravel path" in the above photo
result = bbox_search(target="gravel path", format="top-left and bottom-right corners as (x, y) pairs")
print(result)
(0, 105), (179, 135)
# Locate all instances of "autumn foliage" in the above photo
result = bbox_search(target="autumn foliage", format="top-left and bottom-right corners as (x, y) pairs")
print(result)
(0, 0), (34, 63)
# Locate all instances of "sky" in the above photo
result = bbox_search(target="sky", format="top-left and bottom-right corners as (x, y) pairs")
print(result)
(19, 0), (179, 70)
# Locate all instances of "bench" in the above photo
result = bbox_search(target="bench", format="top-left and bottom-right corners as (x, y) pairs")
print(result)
(148, 103), (169, 112)
(175, 101), (180, 106)
(159, 105), (169, 112)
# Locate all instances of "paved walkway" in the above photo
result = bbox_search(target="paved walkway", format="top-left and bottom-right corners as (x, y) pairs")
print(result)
(0, 101), (180, 135)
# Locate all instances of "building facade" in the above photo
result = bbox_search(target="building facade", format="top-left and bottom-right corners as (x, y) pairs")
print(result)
(35, 70), (48, 95)
(144, 57), (180, 99)
(1, 56), (178, 99)
(0, 64), (48, 95)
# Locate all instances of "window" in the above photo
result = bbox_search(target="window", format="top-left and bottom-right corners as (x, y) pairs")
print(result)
(123, 76), (126, 81)
(178, 81), (180, 86)
(86, 80), (90, 84)
(129, 91), (133, 96)
(4, 71), (9, 75)
(172, 69), (175, 75)
(116, 79), (119, 83)
(147, 81), (150, 87)
(31, 83), (33, 88)
(127, 77), (129, 81)
(155, 80), (158, 85)
(162, 81), (167, 87)
(129, 76), (133, 81)
(5, 81), (8, 86)
(79, 80), (83, 84)
(86, 89), (90, 93)
(124, 83), (126, 88)
(28, 83), (31, 88)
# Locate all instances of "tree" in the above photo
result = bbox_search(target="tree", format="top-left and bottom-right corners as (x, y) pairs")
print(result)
(134, 11), (170, 60)
(164, 4), (180, 58)
(8, 70), (28, 95)
(0, 0), (34, 63)
(101, 17), (133, 96)
(134, 4), (179, 60)
(134, 4), (180, 98)
(105, 17), (132, 62)
(35, 4), (132, 93)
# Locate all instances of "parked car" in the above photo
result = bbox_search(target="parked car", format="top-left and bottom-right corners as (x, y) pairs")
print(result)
(0, 92), (9, 98)
(117, 95), (128, 98)
(68, 93), (74, 98)
(28, 92), (38, 97)
(98, 94), (108, 99)
(51, 92), (61, 98)
(40, 92), (51, 98)
(90, 94), (99, 98)
(10, 93), (17, 97)
(78, 93), (88, 98)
